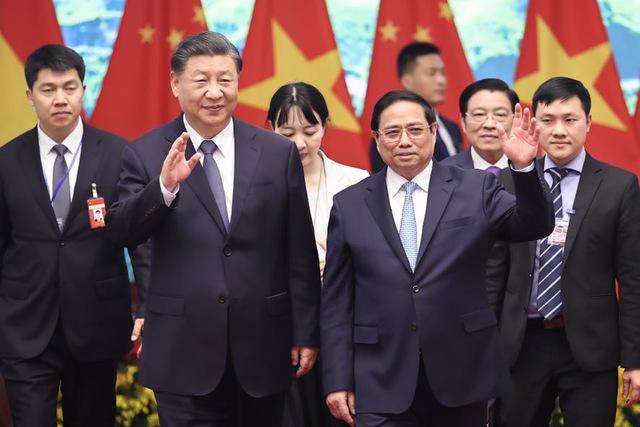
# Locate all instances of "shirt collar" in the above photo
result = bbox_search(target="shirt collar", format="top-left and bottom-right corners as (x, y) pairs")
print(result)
(543, 147), (586, 174)
(38, 118), (83, 155)
(470, 147), (508, 170)
(386, 161), (433, 197)
(183, 115), (235, 158)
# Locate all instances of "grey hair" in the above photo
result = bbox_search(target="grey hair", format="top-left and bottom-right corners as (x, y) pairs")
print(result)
(171, 31), (242, 74)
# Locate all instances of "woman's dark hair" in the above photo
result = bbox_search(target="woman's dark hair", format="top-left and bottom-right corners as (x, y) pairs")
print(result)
(267, 82), (329, 128)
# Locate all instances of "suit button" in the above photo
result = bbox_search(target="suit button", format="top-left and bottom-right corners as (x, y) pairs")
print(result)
(412, 285), (420, 293)
(218, 296), (226, 304)
(411, 323), (418, 332)
(223, 247), (232, 257)
(59, 241), (65, 247)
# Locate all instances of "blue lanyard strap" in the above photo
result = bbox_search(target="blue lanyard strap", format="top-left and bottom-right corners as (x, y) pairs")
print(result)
(47, 141), (82, 203)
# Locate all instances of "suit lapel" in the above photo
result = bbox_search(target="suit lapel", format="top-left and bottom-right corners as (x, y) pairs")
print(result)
(18, 127), (61, 234)
(365, 169), (412, 273)
(228, 119), (261, 236)
(415, 162), (454, 266)
(168, 116), (228, 235)
(63, 124), (104, 234)
(563, 155), (601, 260)
(528, 157), (547, 270)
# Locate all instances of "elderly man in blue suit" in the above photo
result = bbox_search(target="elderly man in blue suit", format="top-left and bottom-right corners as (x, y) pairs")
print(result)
(321, 90), (554, 427)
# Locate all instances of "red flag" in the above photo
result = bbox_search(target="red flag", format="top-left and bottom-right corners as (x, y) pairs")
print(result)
(634, 86), (640, 137)
(359, 0), (473, 148)
(0, 0), (63, 144)
(90, 0), (208, 140)
(236, 0), (368, 170)
(514, 0), (640, 177)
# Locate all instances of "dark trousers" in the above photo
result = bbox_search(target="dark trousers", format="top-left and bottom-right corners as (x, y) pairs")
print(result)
(498, 321), (618, 427)
(0, 321), (118, 427)
(155, 352), (285, 427)
(356, 361), (486, 427)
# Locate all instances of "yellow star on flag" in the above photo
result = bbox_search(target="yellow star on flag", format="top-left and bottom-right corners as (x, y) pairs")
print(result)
(438, 2), (453, 22)
(413, 25), (432, 42)
(239, 20), (360, 133)
(514, 16), (625, 130)
(139, 24), (155, 44)
(193, 6), (206, 26)
(379, 20), (399, 42)
(166, 28), (184, 50)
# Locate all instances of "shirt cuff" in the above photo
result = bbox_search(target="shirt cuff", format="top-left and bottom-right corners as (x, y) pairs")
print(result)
(159, 179), (179, 206)
(510, 162), (535, 173)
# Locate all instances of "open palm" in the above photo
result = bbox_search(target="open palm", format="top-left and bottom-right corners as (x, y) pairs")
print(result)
(499, 103), (540, 169)
(160, 132), (202, 190)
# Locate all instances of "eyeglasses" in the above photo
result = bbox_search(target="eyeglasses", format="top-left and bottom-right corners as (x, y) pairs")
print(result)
(465, 111), (513, 124)
(375, 124), (434, 143)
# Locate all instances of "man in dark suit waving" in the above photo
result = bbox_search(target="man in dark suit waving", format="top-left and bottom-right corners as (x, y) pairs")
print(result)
(488, 77), (640, 426)
(107, 31), (320, 426)
(321, 90), (554, 426)
(0, 44), (146, 427)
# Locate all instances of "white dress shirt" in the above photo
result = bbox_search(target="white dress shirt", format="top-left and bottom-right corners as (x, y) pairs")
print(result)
(161, 117), (235, 221)
(386, 161), (433, 248)
(436, 114), (457, 156)
(470, 147), (509, 170)
(38, 119), (83, 200)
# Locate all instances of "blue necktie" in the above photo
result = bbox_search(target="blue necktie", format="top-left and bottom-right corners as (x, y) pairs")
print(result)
(200, 140), (229, 230)
(485, 165), (501, 176)
(399, 181), (418, 271)
(51, 144), (70, 230)
(536, 167), (570, 319)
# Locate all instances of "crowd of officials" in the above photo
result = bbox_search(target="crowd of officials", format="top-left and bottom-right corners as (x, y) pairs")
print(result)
(1, 30), (639, 427)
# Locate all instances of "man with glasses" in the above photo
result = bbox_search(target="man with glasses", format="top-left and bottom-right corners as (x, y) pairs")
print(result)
(321, 90), (554, 426)
(441, 79), (519, 175)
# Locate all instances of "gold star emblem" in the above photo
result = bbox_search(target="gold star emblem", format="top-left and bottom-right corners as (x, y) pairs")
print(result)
(413, 25), (432, 42)
(239, 20), (360, 134)
(138, 24), (155, 44)
(514, 16), (625, 130)
(438, 2), (453, 22)
(379, 20), (399, 42)
(166, 28), (184, 50)
(193, 6), (206, 27)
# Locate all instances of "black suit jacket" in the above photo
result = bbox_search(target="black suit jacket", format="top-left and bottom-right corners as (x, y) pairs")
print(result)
(369, 114), (463, 172)
(321, 162), (554, 413)
(0, 123), (134, 361)
(107, 116), (321, 397)
(487, 154), (640, 371)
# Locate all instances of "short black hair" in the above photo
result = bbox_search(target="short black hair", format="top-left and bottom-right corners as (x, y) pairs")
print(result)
(397, 42), (440, 79)
(532, 77), (591, 116)
(24, 44), (85, 89)
(371, 90), (436, 131)
(267, 82), (329, 128)
(459, 78), (519, 116)
(171, 31), (242, 74)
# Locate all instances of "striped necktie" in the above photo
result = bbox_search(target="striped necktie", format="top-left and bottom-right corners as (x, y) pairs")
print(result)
(536, 167), (570, 319)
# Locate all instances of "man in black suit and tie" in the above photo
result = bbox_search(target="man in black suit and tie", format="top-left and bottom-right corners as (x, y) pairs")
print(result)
(370, 42), (464, 171)
(0, 44), (146, 426)
(441, 78), (519, 175)
(487, 77), (640, 426)
(322, 90), (554, 427)
(107, 31), (321, 426)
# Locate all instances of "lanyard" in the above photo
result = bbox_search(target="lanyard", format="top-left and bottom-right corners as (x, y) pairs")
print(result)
(43, 141), (82, 203)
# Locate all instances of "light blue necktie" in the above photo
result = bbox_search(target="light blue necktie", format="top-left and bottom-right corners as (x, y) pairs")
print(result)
(200, 139), (229, 230)
(399, 181), (418, 271)
(51, 144), (70, 231)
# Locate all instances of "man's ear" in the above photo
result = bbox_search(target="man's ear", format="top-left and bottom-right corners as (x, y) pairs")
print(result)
(26, 89), (34, 108)
(170, 71), (179, 97)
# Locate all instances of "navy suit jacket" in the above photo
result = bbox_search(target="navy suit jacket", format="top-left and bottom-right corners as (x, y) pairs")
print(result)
(107, 116), (321, 397)
(320, 162), (553, 413)
(439, 148), (474, 170)
(0, 123), (134, 361)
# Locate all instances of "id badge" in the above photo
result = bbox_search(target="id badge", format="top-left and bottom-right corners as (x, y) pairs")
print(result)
(547, 218), (569, 246)
(87, 183), (106, 229)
